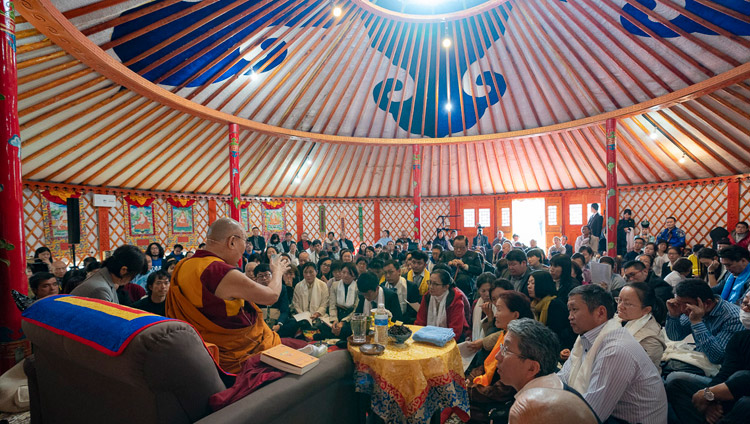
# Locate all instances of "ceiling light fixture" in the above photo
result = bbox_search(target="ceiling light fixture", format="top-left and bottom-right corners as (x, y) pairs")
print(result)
(649, 132), (658, 140)
(250, 71), (259, 81)
(305, 159), (312, 166)
(445, 103), (452, 112)
(442, 20), (451, 48)
(294, 177), (301, 184)
(331, 1), (342, 17)
(678, 154), (687, 164)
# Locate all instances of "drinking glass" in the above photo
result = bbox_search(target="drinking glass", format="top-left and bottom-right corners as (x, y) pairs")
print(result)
(351, 313), (367, 343)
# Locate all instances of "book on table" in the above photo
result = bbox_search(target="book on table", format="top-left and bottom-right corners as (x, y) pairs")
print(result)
(260, 344), (320, 375)
(293, 311), (332, 327)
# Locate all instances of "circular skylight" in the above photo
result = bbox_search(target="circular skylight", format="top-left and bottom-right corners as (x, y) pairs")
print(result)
(357, 0), (497, 17)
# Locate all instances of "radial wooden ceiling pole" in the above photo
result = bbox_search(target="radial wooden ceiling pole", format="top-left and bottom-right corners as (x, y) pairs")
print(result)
(0, 0), (30, 372)
(605, 119), (618, 258)
(228, 123), (241, 221)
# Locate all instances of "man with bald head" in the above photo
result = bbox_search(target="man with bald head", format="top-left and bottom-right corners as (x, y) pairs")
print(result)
(510, 388), (599, 424)
(50, 260), (67, 283)
(166, 218), (290, 373)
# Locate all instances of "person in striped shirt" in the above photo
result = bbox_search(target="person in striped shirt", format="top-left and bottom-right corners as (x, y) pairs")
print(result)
(558, 285), (667, 424)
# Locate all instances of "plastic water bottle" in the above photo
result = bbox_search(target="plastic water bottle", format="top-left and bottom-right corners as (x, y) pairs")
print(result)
(373, 304), (388, 345)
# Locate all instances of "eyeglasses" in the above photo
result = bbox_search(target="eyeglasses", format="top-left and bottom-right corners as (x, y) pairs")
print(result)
(500, 344), (525, 359)
(615, 297), (638, 308)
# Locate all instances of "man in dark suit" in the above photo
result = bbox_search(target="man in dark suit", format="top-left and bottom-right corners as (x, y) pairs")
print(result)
(355, 272), (402, 322)
(439, 235), (483, 298)
(281, 232), (295, 253)
(587, 203), (604, 239)
(247, 227), (266, 253)
(471, 226), (491, 255)
(338, 231), (354, 252)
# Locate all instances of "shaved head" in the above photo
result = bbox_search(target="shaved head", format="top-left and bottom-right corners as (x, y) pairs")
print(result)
(510, 388), (598, 424)
(207, 218), (244, 243)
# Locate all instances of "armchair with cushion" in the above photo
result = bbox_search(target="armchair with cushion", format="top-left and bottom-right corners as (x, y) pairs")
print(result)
(21, 295), (358, 424)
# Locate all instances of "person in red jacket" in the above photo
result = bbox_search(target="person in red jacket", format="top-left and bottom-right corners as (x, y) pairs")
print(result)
(415, 268), (469, 341)
(730, 222), (750, 250)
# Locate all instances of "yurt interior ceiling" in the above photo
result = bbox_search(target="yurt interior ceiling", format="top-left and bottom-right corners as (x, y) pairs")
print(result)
(14, 0), (750, 198)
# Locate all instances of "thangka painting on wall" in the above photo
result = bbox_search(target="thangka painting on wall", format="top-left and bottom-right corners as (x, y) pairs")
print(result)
(262, 201), (285, 234)
(240, 201), (251, 231)
(41, 190), (80, 239)
(168, 198), (196, 234)
(124, 195), (155, 237)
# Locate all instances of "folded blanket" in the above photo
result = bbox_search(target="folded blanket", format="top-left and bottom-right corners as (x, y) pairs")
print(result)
(412, 326), (455, 347)
(209, 354), (286, 411)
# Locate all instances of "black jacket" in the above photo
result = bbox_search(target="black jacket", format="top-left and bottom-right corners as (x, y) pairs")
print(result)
(354, 287), (403, 323)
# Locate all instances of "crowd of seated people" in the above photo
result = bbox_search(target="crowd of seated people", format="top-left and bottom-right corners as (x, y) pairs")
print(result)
(20, 215), (750, 423)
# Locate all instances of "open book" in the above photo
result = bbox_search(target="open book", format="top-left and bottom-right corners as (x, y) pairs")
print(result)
(293, 311), (332, 327)
(260, 344), (319, 375)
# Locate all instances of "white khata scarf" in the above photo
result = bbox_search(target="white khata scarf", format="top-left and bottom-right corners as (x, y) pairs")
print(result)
(336, 280), (357, 308)
(363, 287), (385, 316)
(427, 291), (449, 328)
(567, 319), (621, 393)
(472, 298), (485, 341)
(299, 279), (325, 313)
(617, 312), (653, 338)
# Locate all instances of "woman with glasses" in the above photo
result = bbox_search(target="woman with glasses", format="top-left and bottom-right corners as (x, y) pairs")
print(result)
(414, 269), (469, 342)
(465, 291), (534, 423)
(615, 282), (666, 371)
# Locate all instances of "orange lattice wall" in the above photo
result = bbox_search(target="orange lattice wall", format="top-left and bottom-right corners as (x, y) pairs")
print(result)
(741, 179), (750, 224)
(22, 175), (748, 264)
(619, 181), (729, 248)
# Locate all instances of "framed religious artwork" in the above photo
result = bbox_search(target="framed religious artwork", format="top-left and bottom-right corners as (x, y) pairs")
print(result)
(129, 205), (155, 237)
(48, 202), (69, 239)
(171, 206), (194, 234)
(262, 201), (285, 234)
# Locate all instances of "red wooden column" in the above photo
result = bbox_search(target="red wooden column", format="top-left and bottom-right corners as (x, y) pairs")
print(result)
(412, 145), (422, 244)
(374, 200), (381, 243)
(605, 118), (618, 258)
(0, 2), (30, 372)
(727, 179), (740, 229)
(228, 124), (241, 221)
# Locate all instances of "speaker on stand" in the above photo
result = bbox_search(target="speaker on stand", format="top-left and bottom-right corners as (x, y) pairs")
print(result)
(67, 198), (81, 268)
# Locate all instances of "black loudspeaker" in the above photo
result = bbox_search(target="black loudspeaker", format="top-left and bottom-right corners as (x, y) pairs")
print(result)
(66, 198), (81, 245)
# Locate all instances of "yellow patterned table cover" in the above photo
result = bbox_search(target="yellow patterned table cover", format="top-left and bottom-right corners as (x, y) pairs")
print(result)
(349, 325), (469, 423)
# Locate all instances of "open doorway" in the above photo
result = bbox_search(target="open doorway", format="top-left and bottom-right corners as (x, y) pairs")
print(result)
(512, 198), (546, 251)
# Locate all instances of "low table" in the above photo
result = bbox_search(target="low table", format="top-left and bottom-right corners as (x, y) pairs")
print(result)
(348, 325), (469, 423)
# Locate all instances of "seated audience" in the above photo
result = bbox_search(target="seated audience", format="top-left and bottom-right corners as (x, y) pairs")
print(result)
(407, 250), (430, 295)
(714, 245), (750, 305)
(165, 244), (185, 262)
(548, 254), (580, 302)
(415, 269), (469, 341)
(32, 246), (53, 272)
(466, 291), (534, 423)
(292, 262), (329, 320)
(166, 218), (288, 373)
(623, 237), (645, 262)
(615, 282), (666, 371)
(50, 260), (67, 284)
(29, 272), (59, 300)
(666, 291), (750, 424)
(526, 249), (548, 272)
(622, 260), (672, 304)
(667, 293), (750, 424)
(697, 247), (726, 288)
(548, 236), (566, 258)
(558, 285), (667, 423)
(439, 235), (482, 299)
(471, 273), (495, 341)
(506, 250), (531, 294)
(329, 263), (359, 336)
(509, 388), (599, 424)
(354, 272), (402, 322)
(665, 278), (743, 365)
(657, 216), (686, 249)
(281, 264), (298, 304)
(597, 256), (626, 296)
(317, 257), (333, 284)
(60, 269), (87, 294)
(527, 270), (576, 350)
(381, 260), (410, 316)
(664, 257), (693, 287)
(72, 245), (148, 304)
(661, 246), (682, 277)
(132, 269), (170, 316)
(355, 256), (368, 276)
(687, 244), (703, 276)
(253, 263), (295, 338)
(571, 253), (590, 284)
(146, 242), (165, 269)
(574, 225), (599, 254)
(729, 221), (749, 249)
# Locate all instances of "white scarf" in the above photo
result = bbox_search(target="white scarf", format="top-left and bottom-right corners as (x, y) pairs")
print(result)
(336, 280), (357, 308)
(616, 312), (653, 338)
(427, 291), (449, 328)
(472, 298), (485, 341)
(298, 278), (326, 315)
(567, 319), (621, 393)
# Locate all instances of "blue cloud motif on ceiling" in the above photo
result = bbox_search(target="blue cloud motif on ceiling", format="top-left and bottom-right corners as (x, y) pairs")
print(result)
(369, 0), (493, 15)
(111, 0), (329, 87)
(370, 7), (509, 138)
(620, 0), (750, 37)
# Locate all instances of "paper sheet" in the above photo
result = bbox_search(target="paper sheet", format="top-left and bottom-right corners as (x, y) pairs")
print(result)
(458, 341), (480, 372)
(590, 261), (612, 285)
